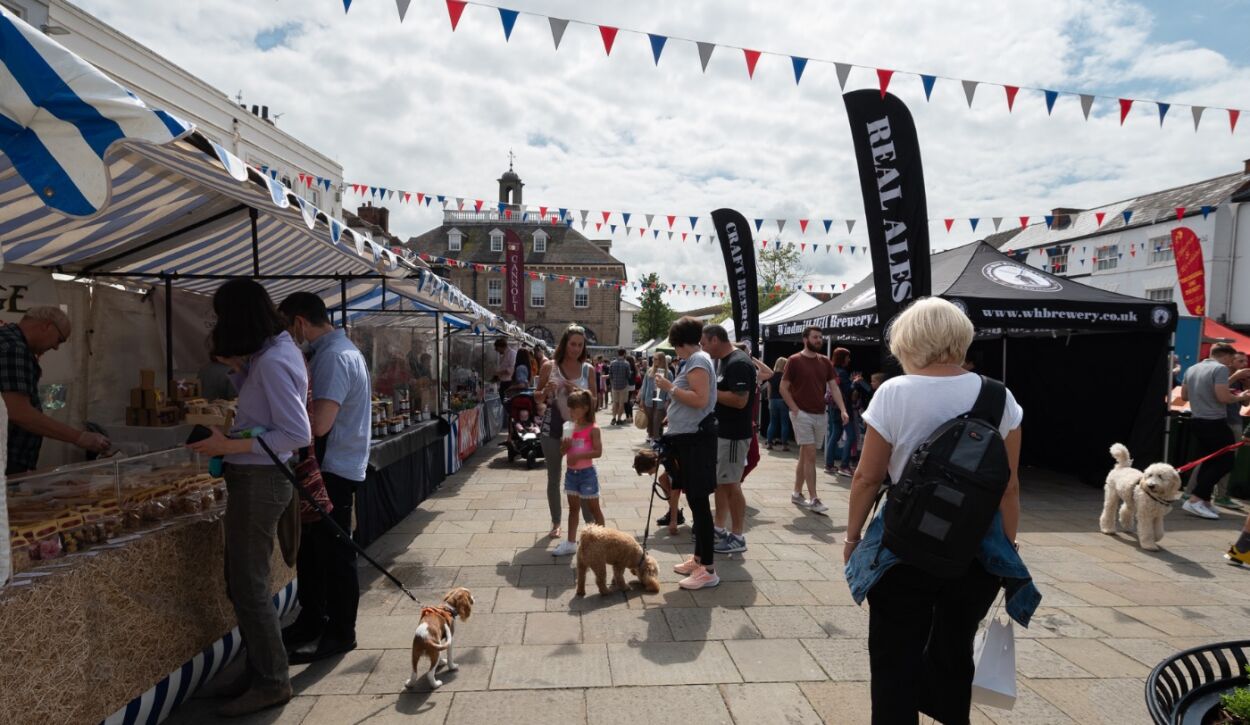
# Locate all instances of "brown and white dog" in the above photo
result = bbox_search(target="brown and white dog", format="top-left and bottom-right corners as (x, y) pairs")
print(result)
(576, 524), (661, 596)
(404, 587), (474, 690)
(1099, 443), (1183, 551)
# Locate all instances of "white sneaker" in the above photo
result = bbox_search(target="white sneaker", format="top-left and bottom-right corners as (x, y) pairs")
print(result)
(552, 540), (578, 556)
(1183, 500), (1220, 520)
(809, 498), (829, 514)
(791, 492), (809, 507)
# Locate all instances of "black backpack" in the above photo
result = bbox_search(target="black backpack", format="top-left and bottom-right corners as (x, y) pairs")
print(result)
(882, 375), (1011, 578)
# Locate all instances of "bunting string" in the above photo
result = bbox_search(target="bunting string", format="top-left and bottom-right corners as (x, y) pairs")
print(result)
(347, 0), (1247, 133)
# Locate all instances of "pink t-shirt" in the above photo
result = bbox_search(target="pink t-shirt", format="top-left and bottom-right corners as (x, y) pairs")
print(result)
(567, 423), (596, 470)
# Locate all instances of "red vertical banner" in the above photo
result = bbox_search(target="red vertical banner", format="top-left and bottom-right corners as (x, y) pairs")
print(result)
(504, 230), (526, 322)
(1171, 226), (1205, 316)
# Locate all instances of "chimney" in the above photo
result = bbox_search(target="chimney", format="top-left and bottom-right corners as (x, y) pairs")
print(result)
(591, 238), (612, 253)
(356, 202), (390, 234)
(250, 104), (259, 116)
(261, 105), (269, 120)
(1049, 207), (1084, 231)
(1244, 158), (1250, 174)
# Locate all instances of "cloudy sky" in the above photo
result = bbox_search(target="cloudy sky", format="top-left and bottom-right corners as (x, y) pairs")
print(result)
(74, 0), (1250, 309)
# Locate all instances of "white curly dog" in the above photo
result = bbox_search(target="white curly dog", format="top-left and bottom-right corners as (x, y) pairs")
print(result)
(1099, 443), (1183, 551)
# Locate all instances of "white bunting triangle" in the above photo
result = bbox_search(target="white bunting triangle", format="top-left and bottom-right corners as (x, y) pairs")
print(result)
(1192, 105), (1205, 131)
(962, 80), (978, 107)
(992, 217), (1003, 231)
(835, 62), (852, 90)
(776, 219), (786, 234)
(395, 0), (411, 22)
(549, 17), (569, 50)
(845, 219), (855, 233)
(697, 42), (715, 72)
(645, 213), (655, 227)
(1080, 94), (1095, 120)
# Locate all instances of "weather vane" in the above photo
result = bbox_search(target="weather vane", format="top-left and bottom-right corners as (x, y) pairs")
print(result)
(508, 148), (515, 171)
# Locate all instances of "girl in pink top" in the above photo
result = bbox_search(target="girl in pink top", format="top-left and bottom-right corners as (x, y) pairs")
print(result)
(552, 389), (604, 556)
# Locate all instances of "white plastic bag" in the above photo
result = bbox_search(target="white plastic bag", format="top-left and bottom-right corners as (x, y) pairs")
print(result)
(971, 601), (1016, 710)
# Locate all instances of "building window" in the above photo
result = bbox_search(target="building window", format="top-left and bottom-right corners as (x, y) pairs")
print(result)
(533, 230), (548, 253)
(574, 283), (589, 308)
(1048, 253), (1068, 275)
(1148, 234), (1174, 265)
(1146, 287), (1174, 302)
(530, 279), (546, 308)
(448, 228), (463, 251)
(487, 279), (503, 307)
(631, 327), (641, 344)
(307, 188), (321, 208)
(1095, 244), (1118, 271)
(490, 228), (504, 252)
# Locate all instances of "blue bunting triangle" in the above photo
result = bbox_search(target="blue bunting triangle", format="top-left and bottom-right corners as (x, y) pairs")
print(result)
(1044, 90), (1058, 115)
(1122, 210), (1133, 224)
(1044, 215), (1054, 228)
(920, 74), (936, 100)
(1202, 205), (1213, 219)
(498, 8), (519, 41)
(648, 34), (667, 65)
(498, 202), (506, 213)
(689, 215), (699, 230)
(822, 219), (832, 233)
(1158, 102), (1170, 126)
(754, 219), (763, 232)
(558, 207), (567, 220)
(970, 218), (979, 232)
(622, 212), (632, 225)
(437, 195), (446, 203)
(792, 56), (808, 85)
(610, 224), (617, 234)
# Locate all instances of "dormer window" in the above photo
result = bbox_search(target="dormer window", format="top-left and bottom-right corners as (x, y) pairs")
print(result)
(533, 229), (548, 253)
(490, 228), (504, 252)
(448, 228), (463, 252)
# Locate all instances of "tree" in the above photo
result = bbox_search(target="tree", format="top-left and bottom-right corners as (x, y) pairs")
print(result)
(635, 272), (675, 343)
(756, 244), (807, 312)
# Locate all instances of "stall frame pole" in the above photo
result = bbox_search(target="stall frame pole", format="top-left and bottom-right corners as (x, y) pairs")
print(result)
(164, 275), (174, 400)
(249, 207), (261, 277)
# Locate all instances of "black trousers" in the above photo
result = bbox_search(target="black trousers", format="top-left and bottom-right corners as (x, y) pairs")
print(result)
(294, 472), (361, 641)
(669, 430), (717, 567)
(1183, 418), (1236, 501)
(866, 560), (1000, 725)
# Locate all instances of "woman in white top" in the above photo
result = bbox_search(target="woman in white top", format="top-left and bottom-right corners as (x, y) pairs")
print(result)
(843, 298), (1025, 725)
(655, 316), (720, 590)
(536, 325), (597, 553)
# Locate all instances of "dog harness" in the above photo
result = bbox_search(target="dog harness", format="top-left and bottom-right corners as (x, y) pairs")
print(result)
(422, 606), (456, 625)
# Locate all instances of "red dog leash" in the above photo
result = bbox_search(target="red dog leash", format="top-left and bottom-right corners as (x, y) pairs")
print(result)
(1177, 441), (1249, 474)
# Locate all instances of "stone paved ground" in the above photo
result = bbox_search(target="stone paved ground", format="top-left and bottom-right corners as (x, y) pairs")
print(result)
(169, 423), (1250, 724)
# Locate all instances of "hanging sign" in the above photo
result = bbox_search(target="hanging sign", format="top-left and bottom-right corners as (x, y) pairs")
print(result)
(504, 230), (526, 322)
(1171, 226), (1205, 316)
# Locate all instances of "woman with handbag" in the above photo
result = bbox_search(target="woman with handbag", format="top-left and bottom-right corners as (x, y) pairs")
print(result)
(654, 316), (719, 590)
(842, 298), (1039, 725)
(188, 279), (312, 717)
(536, 325), (596, 552)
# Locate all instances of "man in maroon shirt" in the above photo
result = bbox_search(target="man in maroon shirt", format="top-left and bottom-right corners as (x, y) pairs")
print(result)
(779, 327), (848, 514)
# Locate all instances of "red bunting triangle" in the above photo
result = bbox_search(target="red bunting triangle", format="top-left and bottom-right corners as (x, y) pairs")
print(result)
(446, 0), (466, 30)
(505, 209), (512, 219)
(639, 228), (645, 236)
(1130, 248), (1136, 257)
(474, 199), (483, 211)
(943, 218), (954, 232)
(876, 68), (894, 98)
(1095, 211), (1105, 227)
(601, 211), (611, 223)
(595, 223), (602, 231)
(1004, 85), (1019, 112)
(682, 232), (688, 241)
(1230, 109), (1241, 133)
(1019, 216), (1029, 228)
(743, 49), (761, 78)
(1119, 98), (1133, 125)
(837, 245), (844, 253)
(760, 240), (766, 250)
(1175, 207), (1186, 220)
(403, 192), (411, 203)
(417, 192), (425, 204)
(799, 219), (809, 233)
(539, 206), (548, 217)
(599, 26), (618, 56)
(667, 215), (676, 228)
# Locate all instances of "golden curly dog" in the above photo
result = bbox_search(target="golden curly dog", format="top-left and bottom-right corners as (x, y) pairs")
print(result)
(576, 524), (661, 596)
(1099, 443), (1183, 551)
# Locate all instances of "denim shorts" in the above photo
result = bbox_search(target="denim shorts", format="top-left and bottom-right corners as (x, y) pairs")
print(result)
(564, 467), (600, 499)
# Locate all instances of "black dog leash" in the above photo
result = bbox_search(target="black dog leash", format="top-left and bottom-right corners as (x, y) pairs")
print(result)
(253, 437), (420, 604)
(637, 459), (670, 569)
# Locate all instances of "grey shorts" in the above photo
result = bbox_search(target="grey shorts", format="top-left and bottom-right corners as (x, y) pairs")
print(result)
(716, 438), (749, 484)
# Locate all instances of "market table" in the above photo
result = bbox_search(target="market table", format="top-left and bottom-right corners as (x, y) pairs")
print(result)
(354, 417), (450, 547)
(0, 514), (293, 725)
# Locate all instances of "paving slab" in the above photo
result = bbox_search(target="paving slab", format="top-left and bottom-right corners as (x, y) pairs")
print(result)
(800, 638), (871, 681)
(724, 638), (827, 682)
(524, 611), (582, 644)
(586, 685), (732, 724)
(606, 641), (742, 686)
(490, 644), (612, 689)
(301, 693), (452, 724)
(721, 682), (823, 724)
(444, 689), (587, 725)
(744, 605), (828, 639)
(361, 646), (494, 694)
(664, 607), (762, 641)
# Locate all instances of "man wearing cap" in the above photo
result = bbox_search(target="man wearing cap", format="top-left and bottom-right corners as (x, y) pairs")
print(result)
(1, 306), (110, 476)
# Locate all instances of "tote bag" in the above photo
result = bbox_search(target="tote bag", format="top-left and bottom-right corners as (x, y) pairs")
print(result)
(971, 595), (1016, 710)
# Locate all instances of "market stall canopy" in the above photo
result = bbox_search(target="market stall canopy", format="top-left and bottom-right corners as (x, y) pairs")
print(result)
(0, 8), (531, 337)
(717, 291), (822, 342)
(763, 241), (1178, 342)
(1202, 317), (1250, 355)
(323, 280), (471, 330)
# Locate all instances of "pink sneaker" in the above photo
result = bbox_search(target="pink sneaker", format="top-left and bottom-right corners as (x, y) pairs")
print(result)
(673, 556), (702, 575)
(678, 567), (720, 590)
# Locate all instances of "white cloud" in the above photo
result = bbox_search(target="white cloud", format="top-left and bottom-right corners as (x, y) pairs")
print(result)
(71, 0), (1250, 310)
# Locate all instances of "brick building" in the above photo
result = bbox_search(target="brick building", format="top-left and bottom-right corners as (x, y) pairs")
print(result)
(406, 166), (627, 347)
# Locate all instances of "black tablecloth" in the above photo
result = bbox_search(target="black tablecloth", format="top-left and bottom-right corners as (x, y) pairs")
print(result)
(355, 418), (450, 547)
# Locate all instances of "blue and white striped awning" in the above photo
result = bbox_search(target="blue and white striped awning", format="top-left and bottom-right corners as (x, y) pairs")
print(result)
(323, 280), (472, 330)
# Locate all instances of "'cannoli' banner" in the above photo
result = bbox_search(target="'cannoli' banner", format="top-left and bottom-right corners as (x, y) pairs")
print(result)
(504, 230), (526, 322)
(712, 208), (760, 354)
(843, 89), (932, 334)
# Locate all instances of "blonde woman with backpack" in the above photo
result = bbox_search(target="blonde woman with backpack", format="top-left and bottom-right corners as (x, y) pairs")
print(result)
(842, 298), (1039, 725)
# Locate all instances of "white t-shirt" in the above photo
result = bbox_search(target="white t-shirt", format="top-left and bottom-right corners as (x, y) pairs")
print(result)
(862, 373), (1024, 484)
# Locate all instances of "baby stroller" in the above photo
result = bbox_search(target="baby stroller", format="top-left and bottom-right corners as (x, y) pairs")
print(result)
(502, 390), (545, 468)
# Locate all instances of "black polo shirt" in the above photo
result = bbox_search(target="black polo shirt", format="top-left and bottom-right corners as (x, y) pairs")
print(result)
(0, 324), (44, 475)
(715, 349), (756, 440)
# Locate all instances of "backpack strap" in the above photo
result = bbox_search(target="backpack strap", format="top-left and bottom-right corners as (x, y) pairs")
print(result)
(966, 375), (1007, 429)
